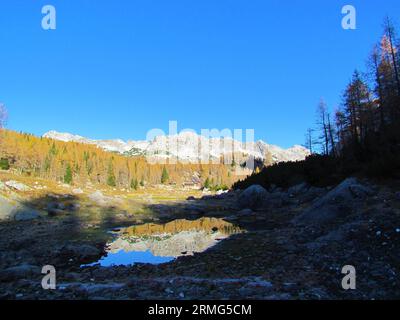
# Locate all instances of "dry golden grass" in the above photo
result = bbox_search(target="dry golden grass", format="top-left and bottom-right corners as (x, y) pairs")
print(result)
(0, 170), (206, 221)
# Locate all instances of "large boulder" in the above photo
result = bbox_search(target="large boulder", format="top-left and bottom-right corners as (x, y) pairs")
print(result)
(237, 185), (269, 210)
(293, 178), (375, 226)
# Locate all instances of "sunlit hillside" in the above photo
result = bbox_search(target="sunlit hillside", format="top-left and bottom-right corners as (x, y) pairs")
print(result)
(0, 130), (238, 190)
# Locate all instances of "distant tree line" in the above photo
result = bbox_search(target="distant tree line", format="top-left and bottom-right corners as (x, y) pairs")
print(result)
(308, 18), (400, 171)
(235, 17), (400, 190)
(0, 130), (237, 189)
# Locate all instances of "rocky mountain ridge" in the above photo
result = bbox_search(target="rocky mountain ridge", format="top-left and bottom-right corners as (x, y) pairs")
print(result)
(43, 130), (310, 165)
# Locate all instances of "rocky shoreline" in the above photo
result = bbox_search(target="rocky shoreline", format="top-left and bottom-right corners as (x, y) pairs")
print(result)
(0, 177), (399, 300)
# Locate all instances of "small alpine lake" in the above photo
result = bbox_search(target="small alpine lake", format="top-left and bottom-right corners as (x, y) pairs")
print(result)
(83, 217), (243, 267)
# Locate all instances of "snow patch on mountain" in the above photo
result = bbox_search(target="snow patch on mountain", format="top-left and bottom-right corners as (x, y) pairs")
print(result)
(43, 130), (310, 164)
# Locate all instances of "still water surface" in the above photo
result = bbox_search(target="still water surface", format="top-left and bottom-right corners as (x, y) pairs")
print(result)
(86, 217), (242, 267)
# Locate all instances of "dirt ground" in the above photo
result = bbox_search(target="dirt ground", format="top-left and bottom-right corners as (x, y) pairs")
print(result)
(0, 176), (399, 300)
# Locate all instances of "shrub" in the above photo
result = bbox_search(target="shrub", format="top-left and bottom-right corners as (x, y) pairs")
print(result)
(64, 164), (73, 184)
(0, 158), (10, 170)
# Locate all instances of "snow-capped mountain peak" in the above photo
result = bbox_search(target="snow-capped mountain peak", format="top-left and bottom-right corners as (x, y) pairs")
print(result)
(43, 130), (310, 164)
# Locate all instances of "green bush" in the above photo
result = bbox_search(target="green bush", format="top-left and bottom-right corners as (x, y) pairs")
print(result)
(161, 167), (169, 184)
(64, 164), (73, 184)
(0, 158), (10, 170)
(130, 178), (139, 190)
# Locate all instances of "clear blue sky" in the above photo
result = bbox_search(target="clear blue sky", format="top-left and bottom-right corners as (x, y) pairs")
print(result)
(0, 0), (399, 148)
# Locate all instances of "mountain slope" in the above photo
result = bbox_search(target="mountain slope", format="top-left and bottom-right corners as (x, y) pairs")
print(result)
(43, 130), (310, 164)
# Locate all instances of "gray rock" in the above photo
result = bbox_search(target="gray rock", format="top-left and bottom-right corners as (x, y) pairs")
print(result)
(237, 185), (269, 210)
(293, 178), (375, 226)
(4, 180), (32, 191)
(216, 190), (229, 196)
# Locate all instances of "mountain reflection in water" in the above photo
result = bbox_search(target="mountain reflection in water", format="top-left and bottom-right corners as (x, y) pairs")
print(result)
(89, 217), (243, 267)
